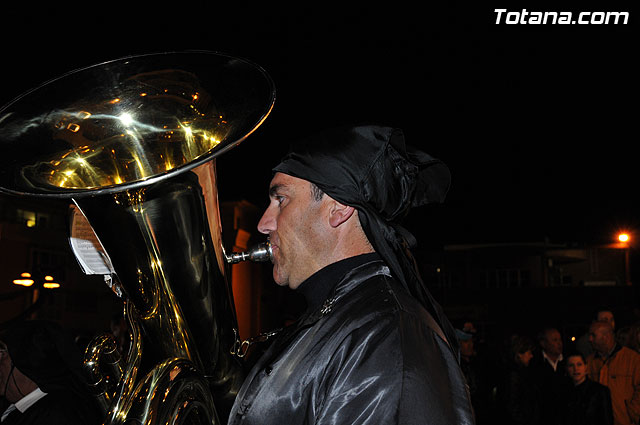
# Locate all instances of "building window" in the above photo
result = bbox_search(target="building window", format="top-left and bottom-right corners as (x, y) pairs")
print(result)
(480, 268), (531, 288)
(16, 209), (51, 228)
(17, 209), (37, 227)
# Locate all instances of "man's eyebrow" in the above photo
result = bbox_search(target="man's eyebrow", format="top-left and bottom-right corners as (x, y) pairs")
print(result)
(268, 183), (286, 197)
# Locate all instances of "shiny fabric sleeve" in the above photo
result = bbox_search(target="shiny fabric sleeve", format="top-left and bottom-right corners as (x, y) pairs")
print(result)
(315, 317), (402, 424)
(315, 310), (473, 425)
(227, 266), (475, 425)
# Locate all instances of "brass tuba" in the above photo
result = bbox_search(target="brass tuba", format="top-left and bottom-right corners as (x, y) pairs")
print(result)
(0, 52), (275, 424)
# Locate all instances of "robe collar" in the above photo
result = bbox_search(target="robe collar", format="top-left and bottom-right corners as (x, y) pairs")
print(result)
(297, 253), (381, 312)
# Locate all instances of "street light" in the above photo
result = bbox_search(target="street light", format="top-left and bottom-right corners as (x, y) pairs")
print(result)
(12, 272), (60, 289)
(12, 272), (34, 286)
(43, 275), (60, 289)
(616, 232), (632, 286)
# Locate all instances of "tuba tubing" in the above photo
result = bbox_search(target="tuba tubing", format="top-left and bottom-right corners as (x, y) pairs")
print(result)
(84, 333), (122, 413)
(74, 159), (243, 423)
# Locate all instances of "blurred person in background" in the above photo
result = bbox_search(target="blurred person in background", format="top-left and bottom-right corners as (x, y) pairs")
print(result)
(497, 334), (541, 425)
(0, 320), (100, 425)
(558, 352), (613, 425)
(587, 320), (640, 425)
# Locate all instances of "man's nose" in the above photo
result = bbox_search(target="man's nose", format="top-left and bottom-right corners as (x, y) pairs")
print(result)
(257, 206), (276, 235)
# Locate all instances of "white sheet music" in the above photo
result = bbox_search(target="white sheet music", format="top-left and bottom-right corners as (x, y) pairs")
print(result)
(69, 205), (114, 275)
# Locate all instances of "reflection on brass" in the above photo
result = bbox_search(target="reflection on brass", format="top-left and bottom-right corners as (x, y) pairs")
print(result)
(113, 188), (146, 211)
(28, 70), (228, 190)
(86, 300), (143, 424)
(84, 333), (122, 413)
(74, 161), (235, 425)
(0, 52), (276, 425)
(0, 52), (275, 199)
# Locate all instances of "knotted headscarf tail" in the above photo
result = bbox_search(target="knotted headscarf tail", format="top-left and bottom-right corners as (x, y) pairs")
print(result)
(273, 125), (460, 357)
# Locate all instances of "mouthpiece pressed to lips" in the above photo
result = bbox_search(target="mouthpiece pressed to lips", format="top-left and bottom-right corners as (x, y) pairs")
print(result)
(225, 240), (273, 264)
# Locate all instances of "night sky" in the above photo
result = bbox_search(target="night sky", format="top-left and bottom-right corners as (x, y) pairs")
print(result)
(1, 3), (637, 250)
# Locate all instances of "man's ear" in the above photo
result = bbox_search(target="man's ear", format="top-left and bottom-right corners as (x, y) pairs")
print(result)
(328, 200), (355, 228)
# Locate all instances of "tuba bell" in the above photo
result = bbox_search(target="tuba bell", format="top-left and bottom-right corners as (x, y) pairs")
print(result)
(0, 51), (276, 424)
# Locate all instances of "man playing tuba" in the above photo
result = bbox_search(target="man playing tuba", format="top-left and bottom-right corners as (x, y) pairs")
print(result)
(228, 125), (475, 425)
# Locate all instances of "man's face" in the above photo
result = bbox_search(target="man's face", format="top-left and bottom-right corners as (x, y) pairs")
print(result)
(566, 355), (587, 385)
(597, 311), (615, 330)
(459, 338), (474, 359)
(541, 329), (563, 357)
(589, 323), (614, 355)
(257, 173), (329, 289)
(516, 350), (533, 367)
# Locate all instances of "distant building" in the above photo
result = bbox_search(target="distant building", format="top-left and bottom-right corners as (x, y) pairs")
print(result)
(412, 240), (636, 344)
(0, 193), (116, 337)
(437, 241), (630, 289)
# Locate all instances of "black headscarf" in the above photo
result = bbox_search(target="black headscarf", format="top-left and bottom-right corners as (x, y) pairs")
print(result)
(273, 125), (459, 355)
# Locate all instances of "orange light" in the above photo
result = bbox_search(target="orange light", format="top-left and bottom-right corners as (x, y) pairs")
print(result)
(13, 279), (34, 286)
(20, 272), (32, 278)
(619, 233), (630, 243)
(44, 275), (54, 281)
(43, 282), (60, 289)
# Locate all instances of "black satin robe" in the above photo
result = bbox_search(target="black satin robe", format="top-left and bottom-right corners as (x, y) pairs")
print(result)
(228, 256), (475, 424)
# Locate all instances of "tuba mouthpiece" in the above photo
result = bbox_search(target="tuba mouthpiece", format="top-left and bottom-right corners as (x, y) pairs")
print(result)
(226, 241), (273, 264)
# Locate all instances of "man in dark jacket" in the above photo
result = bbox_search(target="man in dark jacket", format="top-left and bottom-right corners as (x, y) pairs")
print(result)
(530, 327), (567, 424)
(228, 125), (475, 424)
(0, 320), (100, 425)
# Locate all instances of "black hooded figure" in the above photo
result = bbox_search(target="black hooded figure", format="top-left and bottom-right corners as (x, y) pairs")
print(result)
(0, 320), (100, 425)
(228, 125), (475, 425)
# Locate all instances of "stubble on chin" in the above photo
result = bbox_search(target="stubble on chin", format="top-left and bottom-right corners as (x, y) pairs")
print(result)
(272, 265), (287, 287)
(270, 245), (287, 286)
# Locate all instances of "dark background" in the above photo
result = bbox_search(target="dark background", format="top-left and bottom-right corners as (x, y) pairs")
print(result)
(1, 3), (638, 318)
(0, 8), (637, 424)
(2, 4), (636, 245)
